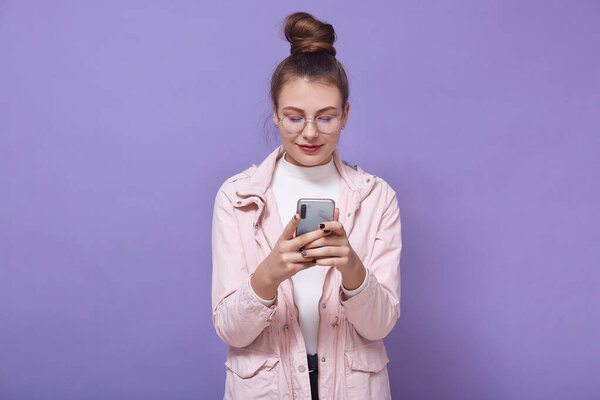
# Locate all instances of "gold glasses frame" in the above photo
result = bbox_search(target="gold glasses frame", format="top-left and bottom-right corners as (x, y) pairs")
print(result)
(277, 111), (345, 134)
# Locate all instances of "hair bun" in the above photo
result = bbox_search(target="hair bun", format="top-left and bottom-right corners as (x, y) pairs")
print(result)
(283, 12), (337, 56)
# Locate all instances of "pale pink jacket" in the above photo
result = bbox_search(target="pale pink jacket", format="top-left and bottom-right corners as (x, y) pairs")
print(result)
(211, 145), (402, 399)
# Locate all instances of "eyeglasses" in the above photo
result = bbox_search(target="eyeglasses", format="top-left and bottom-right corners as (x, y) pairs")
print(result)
(277, 113), (344, 134)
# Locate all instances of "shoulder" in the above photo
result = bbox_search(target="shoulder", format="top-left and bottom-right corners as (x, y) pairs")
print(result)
(371, 173), (397, 198)
(344, 158), (397, 201)
(214, 164), (257, 201)
(343, 161), (398, 219)
(368, 174), (398, 210)
(222, 164), (257, 187)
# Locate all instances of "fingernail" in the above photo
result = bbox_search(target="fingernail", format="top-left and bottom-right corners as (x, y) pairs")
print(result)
(319, 223), (325, 229)
(294, 214), (298, 221)
(324, 230), (330, 233)
(311, 259), (316, 263)
(301, 250), (307, 257)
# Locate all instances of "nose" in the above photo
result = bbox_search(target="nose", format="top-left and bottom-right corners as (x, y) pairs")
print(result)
(301, 119), (319, 139)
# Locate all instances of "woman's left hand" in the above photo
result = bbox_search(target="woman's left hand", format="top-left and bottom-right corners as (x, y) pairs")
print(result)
(299, 208), (367, 290)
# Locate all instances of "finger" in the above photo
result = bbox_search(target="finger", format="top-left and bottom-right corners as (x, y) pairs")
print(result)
(302, 257), (344, 267)
(282, 213), (301, 240)
(289, 227), (330, 250)
(302, 235), (345, 250)
(299, 246), (347, 260)
(334, 207), (340, 221)
(290, 250), (323, 264)
(317, 220), (346, 237)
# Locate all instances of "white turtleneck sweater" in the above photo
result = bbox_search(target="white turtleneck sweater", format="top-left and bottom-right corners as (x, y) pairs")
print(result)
(249, 151), (368, 355)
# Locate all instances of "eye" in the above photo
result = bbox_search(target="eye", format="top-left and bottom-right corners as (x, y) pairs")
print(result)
(317, 115), (335, 123)
(287, 115), (304, 123)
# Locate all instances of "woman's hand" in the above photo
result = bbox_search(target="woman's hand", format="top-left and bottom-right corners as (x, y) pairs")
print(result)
(250, 213), (333, 300)
(299, 208), (367, 291)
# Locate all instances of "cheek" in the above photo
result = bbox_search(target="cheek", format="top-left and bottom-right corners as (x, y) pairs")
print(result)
(280, 134), (293, 143)
(324, 136), (340, 148)
(279, 135), (298, 154)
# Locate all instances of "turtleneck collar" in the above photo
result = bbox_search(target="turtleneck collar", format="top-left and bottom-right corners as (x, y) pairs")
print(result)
(276, 151), (339, 181)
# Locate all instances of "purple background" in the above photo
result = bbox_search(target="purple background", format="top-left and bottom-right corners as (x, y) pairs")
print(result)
(1, 1), (599, 399)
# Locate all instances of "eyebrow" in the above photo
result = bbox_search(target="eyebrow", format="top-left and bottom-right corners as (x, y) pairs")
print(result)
(281, 106), (339, 114)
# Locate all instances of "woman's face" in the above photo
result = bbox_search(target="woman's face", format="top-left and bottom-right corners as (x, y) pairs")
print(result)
(272, 77), (350, 167)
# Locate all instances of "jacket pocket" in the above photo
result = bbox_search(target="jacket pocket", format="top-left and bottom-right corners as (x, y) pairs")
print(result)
(344, 341), (391, 400)
(224, 347), (280, 400)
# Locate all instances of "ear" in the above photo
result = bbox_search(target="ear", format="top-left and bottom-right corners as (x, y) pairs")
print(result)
(342, 102), (350, 127)
(272, 102), (279, 127)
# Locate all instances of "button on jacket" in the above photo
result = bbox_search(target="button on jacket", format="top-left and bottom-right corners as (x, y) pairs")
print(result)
(211, 145), (402, 399)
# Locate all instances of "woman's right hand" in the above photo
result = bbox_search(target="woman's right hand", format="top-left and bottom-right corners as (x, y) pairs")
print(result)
(250, 213), (329, 300)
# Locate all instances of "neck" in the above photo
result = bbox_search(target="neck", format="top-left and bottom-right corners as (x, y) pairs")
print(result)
(277, 151), (337, 181)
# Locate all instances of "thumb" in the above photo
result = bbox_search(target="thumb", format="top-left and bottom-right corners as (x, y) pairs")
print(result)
(282, 213), (300, 240)
(333, 207), (340, 222)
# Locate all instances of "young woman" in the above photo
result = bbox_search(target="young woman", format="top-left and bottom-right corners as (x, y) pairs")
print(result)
(211, 12), (402, 400)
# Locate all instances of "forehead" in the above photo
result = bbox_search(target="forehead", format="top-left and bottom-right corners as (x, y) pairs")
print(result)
(278, 77), (342, 111)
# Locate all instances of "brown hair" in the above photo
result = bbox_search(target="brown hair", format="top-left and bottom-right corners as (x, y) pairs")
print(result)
(270, 12), (350, 113)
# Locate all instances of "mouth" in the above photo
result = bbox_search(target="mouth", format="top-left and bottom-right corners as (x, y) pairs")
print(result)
(297, 144), (322, 153)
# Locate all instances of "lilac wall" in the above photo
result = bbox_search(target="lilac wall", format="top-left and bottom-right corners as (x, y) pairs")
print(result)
(1, 1), (598, 399)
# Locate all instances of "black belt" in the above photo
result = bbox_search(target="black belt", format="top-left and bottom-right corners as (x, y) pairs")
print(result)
(307, 354), (319, 373)
(307, 354), (319, 400)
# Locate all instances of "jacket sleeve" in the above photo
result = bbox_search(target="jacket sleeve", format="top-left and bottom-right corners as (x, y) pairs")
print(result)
(339, 188), (402, 341)
(211, 188), (277, 348)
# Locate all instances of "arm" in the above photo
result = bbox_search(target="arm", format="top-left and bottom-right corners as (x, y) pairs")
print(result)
(211, 189), (277, 348)
(339, 190), (402, 340)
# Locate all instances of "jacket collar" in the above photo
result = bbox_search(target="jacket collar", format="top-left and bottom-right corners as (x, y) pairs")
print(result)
(234, 145), (374, 201)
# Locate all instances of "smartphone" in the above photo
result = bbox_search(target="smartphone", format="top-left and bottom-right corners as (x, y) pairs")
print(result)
(296, 198), (335, 236)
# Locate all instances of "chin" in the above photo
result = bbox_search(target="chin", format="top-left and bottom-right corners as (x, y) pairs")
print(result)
(300, 154), (329, 166)
(284, 144), (334, 167)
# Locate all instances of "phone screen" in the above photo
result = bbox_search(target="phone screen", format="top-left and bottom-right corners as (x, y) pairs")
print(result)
(296, 198), (335, 236)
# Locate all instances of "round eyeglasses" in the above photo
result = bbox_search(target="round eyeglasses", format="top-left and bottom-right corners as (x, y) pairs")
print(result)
(277, 113), (344, 134)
